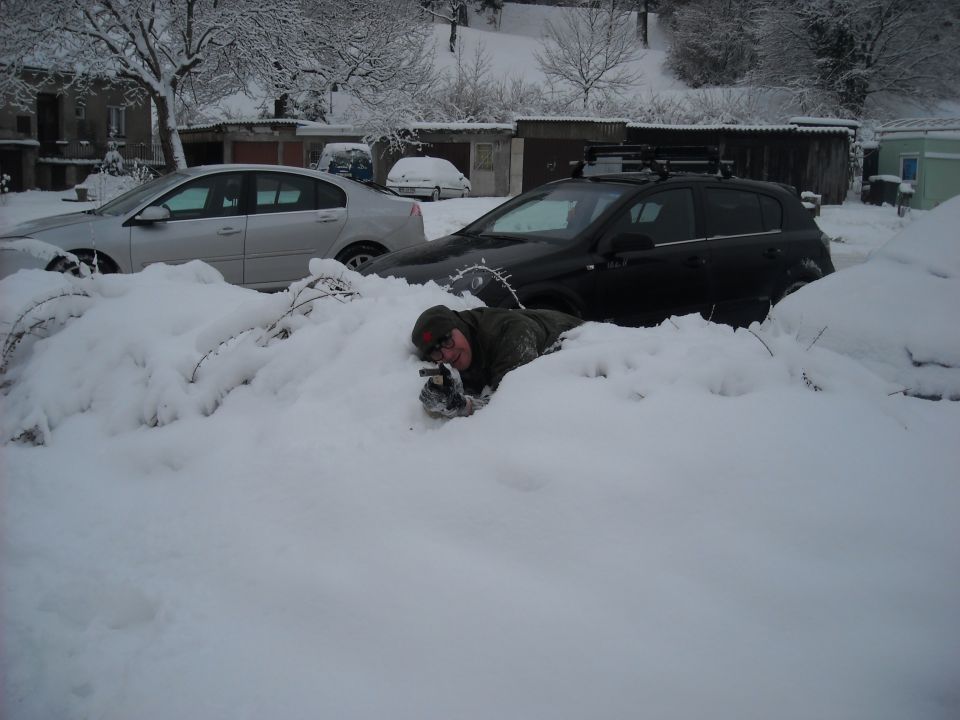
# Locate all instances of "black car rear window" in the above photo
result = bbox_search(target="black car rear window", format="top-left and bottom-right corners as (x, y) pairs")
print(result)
(759, 194), (783, 231)
(706, 188), (764, 237)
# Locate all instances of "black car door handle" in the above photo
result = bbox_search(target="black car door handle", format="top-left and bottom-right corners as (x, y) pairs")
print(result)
(763, 247), (783, 259)
(683, 256), (706, 268)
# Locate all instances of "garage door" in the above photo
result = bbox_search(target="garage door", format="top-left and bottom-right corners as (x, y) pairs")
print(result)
(282, 142), (303, 167)
(426, 142), (471, 178)
(234, 141), (278, 164)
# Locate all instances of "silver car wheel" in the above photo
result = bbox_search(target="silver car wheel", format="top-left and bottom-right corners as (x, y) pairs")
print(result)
(335, 242), (385, 270)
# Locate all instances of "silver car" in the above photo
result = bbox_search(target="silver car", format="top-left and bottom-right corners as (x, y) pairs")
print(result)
(0, 164), (426, 289)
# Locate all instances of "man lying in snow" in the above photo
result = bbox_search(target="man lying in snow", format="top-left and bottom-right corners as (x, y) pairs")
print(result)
(412, 304), (583, 418)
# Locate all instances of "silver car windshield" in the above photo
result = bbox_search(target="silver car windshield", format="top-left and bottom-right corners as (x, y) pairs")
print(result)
(96, 171), (190, 216)
(467, 182), (632, 244)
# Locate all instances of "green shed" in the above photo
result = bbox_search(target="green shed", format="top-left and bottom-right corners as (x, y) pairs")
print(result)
(875, 118), (960, 210)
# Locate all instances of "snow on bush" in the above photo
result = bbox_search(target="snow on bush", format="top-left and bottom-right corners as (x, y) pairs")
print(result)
(774, 194), (960, 400)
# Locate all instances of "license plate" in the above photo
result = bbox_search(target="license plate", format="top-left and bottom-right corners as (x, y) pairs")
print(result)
(397, 187), (417, 194)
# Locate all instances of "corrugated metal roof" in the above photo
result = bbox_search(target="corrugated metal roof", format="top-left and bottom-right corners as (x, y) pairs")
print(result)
(789, 115), (861, 128)
(409, 121), (514, 132)
(877, 118), (960, 133)
(627, 122), (851, 135)
(516, 116), (631, 123)
(179, 118), (309, 132)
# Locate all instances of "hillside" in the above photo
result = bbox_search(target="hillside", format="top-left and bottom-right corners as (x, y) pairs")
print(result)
(428, 4), (680, 93)
(209, 2), (959, 128)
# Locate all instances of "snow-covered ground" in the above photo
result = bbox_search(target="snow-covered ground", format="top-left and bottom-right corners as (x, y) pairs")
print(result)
(1, 190), (958, 720)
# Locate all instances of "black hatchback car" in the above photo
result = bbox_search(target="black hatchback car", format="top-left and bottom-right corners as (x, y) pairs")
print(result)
(361, 171), (834, 327)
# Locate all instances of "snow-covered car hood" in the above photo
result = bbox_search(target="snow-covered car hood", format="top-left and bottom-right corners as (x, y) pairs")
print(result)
(0, 211), (108, 239)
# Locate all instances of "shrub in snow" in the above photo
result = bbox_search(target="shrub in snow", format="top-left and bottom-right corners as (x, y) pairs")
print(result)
(1, 286), (92, 378)
(191, 271), (360, 384)
(101, 140), (125, 176)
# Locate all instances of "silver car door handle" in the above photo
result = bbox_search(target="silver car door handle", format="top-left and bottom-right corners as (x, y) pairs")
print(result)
(217, 227), (242, 236)
(316, 213), (339, 223)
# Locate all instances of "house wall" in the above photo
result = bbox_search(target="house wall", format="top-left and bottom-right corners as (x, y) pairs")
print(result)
(626, 127), (850, 204)
(879, 136), (960, 210)
(373, 131), (513, 197)
(0, 69), (152, 190)
(922, 137), (960, 209)
(877, 137), (924, 209)
(180, 126), (309, 168)
(515, 120), (628, 191)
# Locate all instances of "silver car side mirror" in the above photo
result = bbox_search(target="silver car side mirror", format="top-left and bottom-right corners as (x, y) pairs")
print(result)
(135, 205), (171, 223)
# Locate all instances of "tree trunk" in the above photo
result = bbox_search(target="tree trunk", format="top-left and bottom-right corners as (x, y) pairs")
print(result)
(154, 91), (187, 173)
(637, 0), (649, 48)
(449, 17), (458, 52)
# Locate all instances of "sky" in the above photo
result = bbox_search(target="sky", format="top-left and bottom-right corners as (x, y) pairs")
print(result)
(1, 186), (958, 719)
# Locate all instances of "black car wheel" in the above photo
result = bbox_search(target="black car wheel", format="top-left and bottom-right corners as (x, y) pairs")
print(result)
(776, 279), (808, 303)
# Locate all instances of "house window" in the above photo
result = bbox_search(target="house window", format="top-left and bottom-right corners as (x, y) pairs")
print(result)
(107, 105), (126, 137)
(473, 143), (494, 171)
(16, 115), (31, 134)
(900, 155), (919, 185)
(308, 143), (323, 169)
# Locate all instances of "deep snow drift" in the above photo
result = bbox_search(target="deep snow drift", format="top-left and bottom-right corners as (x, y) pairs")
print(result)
(1, 196), (958, 719)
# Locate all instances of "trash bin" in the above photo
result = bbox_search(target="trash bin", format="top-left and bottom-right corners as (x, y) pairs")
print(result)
(867, 175), (901, 206)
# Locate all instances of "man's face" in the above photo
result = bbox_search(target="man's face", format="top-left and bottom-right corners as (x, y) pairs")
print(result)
(434, 328), (472, 371)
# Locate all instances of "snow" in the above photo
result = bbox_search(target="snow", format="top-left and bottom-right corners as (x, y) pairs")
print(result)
(774, 195), (960, 400)
(1, 196), (959, 716)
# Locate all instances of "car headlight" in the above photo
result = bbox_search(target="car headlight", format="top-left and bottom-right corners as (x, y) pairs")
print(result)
(447, 272), (487, 296)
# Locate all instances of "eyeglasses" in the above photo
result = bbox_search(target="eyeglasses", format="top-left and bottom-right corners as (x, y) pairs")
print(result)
(427, 334), (455, 362)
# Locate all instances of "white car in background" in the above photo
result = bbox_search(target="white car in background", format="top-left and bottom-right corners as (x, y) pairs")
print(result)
(0, 164), (426, 287)
(386, 157), (471, 201)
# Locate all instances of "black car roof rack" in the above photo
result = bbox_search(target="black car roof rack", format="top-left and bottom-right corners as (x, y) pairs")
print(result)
(572, 144), (734, 180)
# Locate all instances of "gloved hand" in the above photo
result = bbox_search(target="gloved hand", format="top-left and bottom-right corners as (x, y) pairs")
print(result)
(419, 368), (468, 418)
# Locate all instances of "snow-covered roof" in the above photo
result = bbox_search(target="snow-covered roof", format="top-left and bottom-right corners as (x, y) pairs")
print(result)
(298, 121), (515, 138)
(789, 116), (862, 128)
(179, 118), (310, 133)
(627, 122), (851, 135)
(516, 116), (632, 124)
(876, 118), (960, 134)
(408, 122), (514, 133)
(295, 123), (366, 138)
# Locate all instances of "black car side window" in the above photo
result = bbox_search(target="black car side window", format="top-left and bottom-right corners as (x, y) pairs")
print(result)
(606, 188), (696, 246)
(706, 188), (764, 237)
(152, 173), (244, 221)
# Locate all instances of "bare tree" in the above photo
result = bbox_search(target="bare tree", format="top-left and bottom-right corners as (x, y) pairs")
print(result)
(535, 0), (644, 109)
(0, 0), (50, 110)
(752, 0), (960, 116)
(421, 0), (469, 52)
(429, 40), (545, 121)
(665, 0), (759, 87)
(3, 0), (305, 172)
(287, 0), (438, 148)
